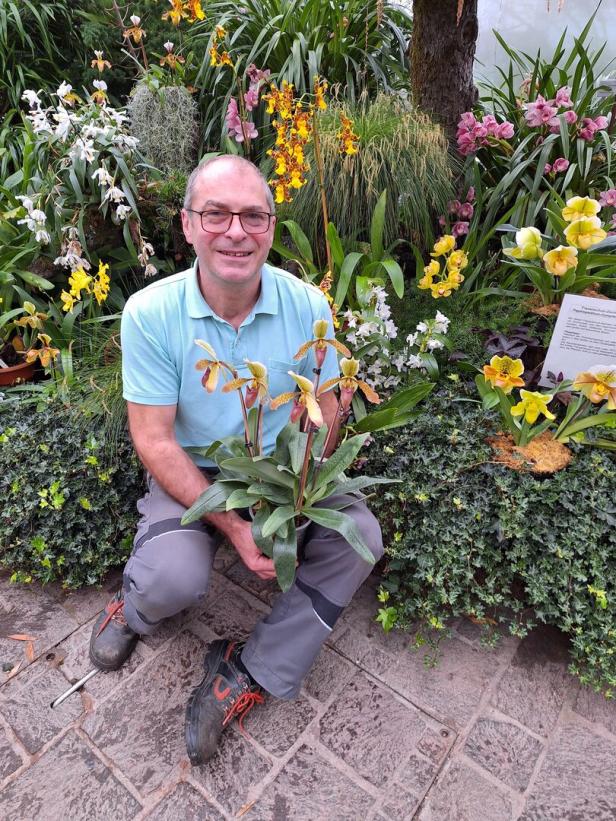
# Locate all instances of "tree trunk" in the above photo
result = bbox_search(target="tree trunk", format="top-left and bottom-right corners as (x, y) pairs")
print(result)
(410, 0), (479, 140)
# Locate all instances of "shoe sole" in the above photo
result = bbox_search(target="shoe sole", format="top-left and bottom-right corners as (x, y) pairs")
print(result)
(185, 639), (228, 766)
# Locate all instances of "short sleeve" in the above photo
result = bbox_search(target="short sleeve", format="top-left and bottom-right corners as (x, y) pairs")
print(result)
(300, 292), (340, 388)
(121, 297), (179, 404)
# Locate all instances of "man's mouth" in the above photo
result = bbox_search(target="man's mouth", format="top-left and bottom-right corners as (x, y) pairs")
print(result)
(218, 250), (252, 257)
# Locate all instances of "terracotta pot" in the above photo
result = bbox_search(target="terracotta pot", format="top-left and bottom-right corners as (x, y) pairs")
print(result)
(0, 359), (36, 387)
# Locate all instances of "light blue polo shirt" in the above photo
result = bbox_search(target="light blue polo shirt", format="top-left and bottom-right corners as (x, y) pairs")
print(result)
(121, 262), (340, 466)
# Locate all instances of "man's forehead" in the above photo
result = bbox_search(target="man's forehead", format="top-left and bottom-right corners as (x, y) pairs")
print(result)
(194, 164), (269, 206)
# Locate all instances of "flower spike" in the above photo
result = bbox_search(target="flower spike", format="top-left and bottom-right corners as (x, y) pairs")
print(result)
(271, 371), (323, 427)
(318, 357), (381, 410)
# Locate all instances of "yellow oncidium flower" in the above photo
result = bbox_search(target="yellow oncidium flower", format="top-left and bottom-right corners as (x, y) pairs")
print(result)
(24, 334), (60, 368)
(503, 226), (544, 260)
(194, 339), (233, 393)
(294, 318), (351, 368)
(543, 245), (578, 277)
(60, 290), (76, 312)
(336, 114), (359, 156)
(431, 235), (456, 257)
(222, 360), (269, 408)
(14, 301), (47, 329)
(270, 371), (323, 427)
(510, 390), (556, 425)
(563, 216), (607, 250)
(562, 196), (601, 223)
(573, 365), (616, 410)
(482, 355), (525, 394)
(447, 250), (468, 272)
(313, 76), (328, 111)
(123, 16), (146, 43)
(68, 267), (92, 299)
(318, 357), (381, 410)
(91, 51), (112, 73)
(185, 0), (205, 23)
(92, 261), (110, 306)
(162, 0), (188, 26)
(214, 24), (226, 39)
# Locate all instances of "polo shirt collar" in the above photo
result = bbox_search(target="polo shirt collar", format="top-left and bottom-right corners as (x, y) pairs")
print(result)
(185, 261), (279, 320)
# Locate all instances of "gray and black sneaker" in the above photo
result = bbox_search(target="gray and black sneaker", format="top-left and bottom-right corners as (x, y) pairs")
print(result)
(89, 591), (139, 671)
(185, 639), (264, 765)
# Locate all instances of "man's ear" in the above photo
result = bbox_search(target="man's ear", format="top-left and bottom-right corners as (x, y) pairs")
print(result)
(181, 209), (194, 245)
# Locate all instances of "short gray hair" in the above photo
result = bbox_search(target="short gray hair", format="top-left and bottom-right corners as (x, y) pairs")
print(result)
(183, 155), (275, 213)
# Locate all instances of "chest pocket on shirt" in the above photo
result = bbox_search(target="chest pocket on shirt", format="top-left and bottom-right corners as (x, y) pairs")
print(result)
(267, 358), (297, 399)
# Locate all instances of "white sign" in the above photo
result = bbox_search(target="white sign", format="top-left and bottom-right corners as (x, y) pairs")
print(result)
(540, 294), (616, 386)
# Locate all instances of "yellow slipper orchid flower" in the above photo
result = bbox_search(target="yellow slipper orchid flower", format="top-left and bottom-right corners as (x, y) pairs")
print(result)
(510, 390), (556, 425)
(222, 360), (269, 408)
(271, 371), (324, 427)
(293, 318), (351, 368)
(561, 196), (601, 223)
(543, 245), (578, 277)
(194, 340), (233, 393)
(318, 357), (381, 410)
(563, 217), (607, 250)
(483, 355), (525, 394)
(573, 365), (616, 409)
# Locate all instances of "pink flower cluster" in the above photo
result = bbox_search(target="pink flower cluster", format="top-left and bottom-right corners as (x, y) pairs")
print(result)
(225, 64), (270, 142)
(226, 97), (257, 142)
(524, 86), (609, 141)
(439, 187), (475, 236)
(456, 112), (515, 156)
(544, 157), (569, 175)
(599, 188), (616, 208)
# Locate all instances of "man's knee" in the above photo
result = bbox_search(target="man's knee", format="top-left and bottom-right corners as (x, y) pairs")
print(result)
(358, 506), (384, 564)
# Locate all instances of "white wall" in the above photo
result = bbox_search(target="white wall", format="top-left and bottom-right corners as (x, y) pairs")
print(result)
(475, 0), (616, 87)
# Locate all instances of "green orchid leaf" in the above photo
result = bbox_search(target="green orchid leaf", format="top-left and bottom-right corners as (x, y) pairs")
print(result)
(273, 518), (297, 592)
(312, 434), (369, 492)
(261, 505), (297, 538)
(302, 507), (375, 565)
(181, 480), (243, 523)
(251, 504), (274, 558)
(225, 488), (259, 511)
(220, 456), (296, 488)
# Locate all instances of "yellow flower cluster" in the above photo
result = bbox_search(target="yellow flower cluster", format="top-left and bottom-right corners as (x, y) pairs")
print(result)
(161, 0), (204, 26)
(418, 236), (467, 298)
(337, 114), (359, 156)
(61, 261), (110, 312)
(209, 25), (232, 67)
(318, 272), (340, 329)
(264, 81), (313, 204)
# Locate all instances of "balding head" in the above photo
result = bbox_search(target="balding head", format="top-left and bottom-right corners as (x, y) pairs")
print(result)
(183, 155), (275, 213)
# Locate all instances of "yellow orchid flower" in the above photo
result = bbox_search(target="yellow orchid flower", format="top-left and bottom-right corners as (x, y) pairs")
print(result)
(573, 365), (616, 410)
(161, 0), (188, 26)
(270, 371), (323, 427)
(543, 245), (578, 277)
(91, 51), (112, 73)
(564, 217), (607, 250)
(24, 334), (59, 369)
(510, 390), (556, 425)
(186, 0), (205, 22)
(222, 360), (269, 408)
(68, 266), (92, 298)
(503, 226), (544, 260)
(194, 340), (232, 393)
(447, 250), (469, 272)
(313, 76), (328, 111)
(60, 291), (77, 312)
(430, 235), (456, 257)
(293, 319), (351, 368)
(123, 16), (146, 43)
(561, 196), (601, 223)
(318, 357), (381, 410)
(14, 301), (47, 329)
(215, 25), (226, 39)
(482, 355), (525, 394)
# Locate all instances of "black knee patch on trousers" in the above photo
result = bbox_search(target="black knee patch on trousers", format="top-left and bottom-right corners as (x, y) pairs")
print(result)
(296, 578), (343, 630)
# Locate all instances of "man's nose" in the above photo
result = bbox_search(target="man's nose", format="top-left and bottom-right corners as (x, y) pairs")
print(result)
(225, 213), (248, 239)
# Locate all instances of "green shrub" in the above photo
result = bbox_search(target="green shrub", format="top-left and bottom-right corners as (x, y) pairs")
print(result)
(0, 399), (144, 588)
(365, 386), (616, 695)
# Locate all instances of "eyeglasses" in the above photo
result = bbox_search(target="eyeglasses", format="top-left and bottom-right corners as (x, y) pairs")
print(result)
(185, 208), (274, 234)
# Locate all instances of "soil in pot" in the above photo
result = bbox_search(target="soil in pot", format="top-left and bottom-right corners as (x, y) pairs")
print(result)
(487, 431), (572, 474)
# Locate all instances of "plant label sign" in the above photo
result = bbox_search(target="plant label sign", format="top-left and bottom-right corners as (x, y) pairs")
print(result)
(540, 294), (616, 386)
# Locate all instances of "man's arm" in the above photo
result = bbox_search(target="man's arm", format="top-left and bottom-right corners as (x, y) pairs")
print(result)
(127, 402), (276, 580)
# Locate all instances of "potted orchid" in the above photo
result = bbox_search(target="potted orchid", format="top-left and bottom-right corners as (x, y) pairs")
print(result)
(181, 320), (399, 590)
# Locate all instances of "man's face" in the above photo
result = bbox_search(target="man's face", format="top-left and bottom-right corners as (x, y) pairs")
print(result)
(181, 161), (275, 288)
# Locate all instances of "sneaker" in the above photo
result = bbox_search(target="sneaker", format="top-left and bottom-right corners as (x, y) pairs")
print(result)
(185, 639), (264, 765)
(89, 591), (139, 671)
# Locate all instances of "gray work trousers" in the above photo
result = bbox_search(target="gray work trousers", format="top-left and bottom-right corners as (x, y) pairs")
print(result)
(122, 473), (384, 699)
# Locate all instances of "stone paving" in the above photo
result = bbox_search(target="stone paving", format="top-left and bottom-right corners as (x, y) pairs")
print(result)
(1, 544), (616, 820)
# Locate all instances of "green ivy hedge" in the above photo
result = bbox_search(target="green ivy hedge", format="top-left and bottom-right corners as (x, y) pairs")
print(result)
(0, 400), (144, 587)
(366, 386), (616, 696)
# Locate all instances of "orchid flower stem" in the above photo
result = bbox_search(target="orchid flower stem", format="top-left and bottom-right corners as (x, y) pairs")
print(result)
(236, 77), (251, 158)
(238, 392), (254, 458)
(256, 403), (264, 456)
(140, 41), (149, 71)
(296, 427), (316, 513)
(312, 120), (332, 274)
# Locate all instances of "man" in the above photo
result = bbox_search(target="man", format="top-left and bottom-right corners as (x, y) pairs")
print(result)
(89, 155), (383, 765)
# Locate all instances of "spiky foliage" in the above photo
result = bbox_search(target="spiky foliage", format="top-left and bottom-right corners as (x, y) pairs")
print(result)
(282, 94), (456, 250)
(128, 84), (199, 175)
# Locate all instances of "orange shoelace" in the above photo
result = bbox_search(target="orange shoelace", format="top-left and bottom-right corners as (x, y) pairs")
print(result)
(96, 597), (128, 637)
(222, 690), (265, 734)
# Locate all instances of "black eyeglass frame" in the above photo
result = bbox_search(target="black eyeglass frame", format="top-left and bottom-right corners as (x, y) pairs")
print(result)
(185, 208), (275, 235)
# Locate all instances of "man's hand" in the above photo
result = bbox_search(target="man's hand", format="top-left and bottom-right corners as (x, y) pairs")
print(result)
(229, 519), (276, 580)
